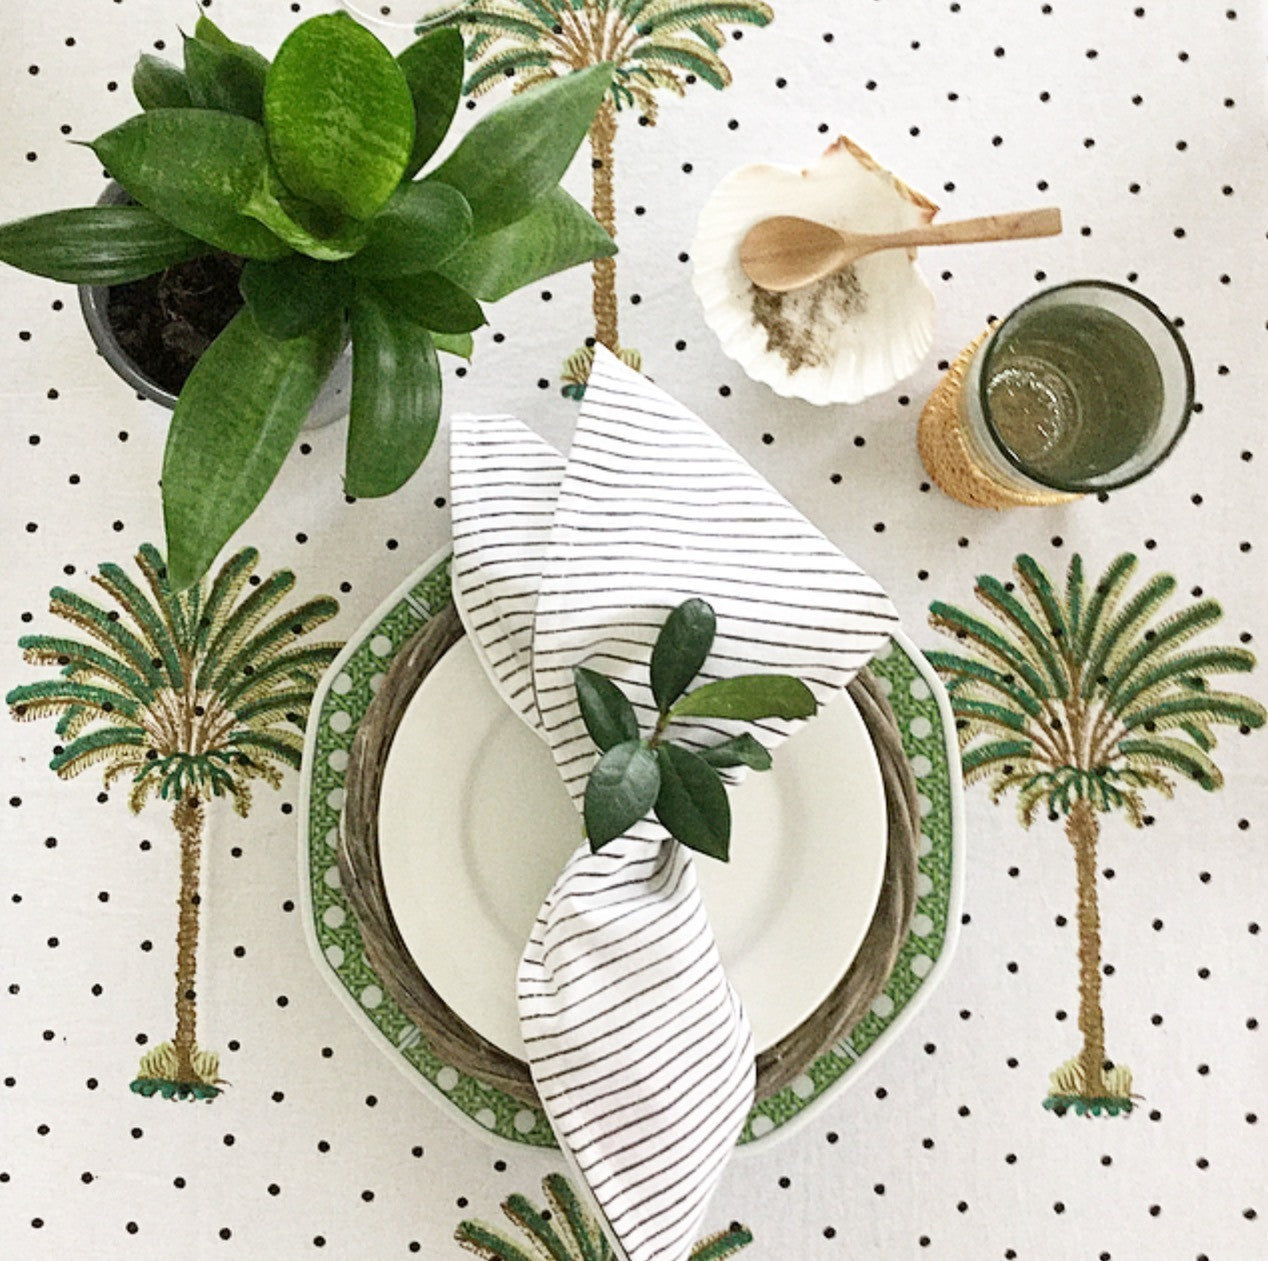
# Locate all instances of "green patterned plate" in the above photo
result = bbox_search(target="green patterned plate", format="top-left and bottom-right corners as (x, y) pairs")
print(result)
(298, 551), (964, 1149)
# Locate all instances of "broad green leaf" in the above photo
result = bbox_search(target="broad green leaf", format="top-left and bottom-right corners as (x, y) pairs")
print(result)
(240, 255), (350, 341)
(584, 740), (660, 850)
(244, 163), (370, 261)
(192, 16), (240, 51)
(699, 734), (773, 773)
(162, 309), (343, 590)
(347, 180), (472, 278)
(438, 187), (615, 302)
(371, 272), (484, 334)
(346, 291), (441, 498)
(655, 743), (731, 862)
(0, 206), (210, 285)
(669, 675), (818, 723)
(651, 598), (716, 713)
(184, 35), (266, 120)
(91, 109), (289, 259)
(397, 27), (464, 178)
(429, 63), (613, 233)
(192, 16), (234, 48)
(193, 15), (270, 75)
(132, 55), (192, 110)
(264, 13), (414, 220)
(574, 667), (639, 752)
(431, 331), (473, 359)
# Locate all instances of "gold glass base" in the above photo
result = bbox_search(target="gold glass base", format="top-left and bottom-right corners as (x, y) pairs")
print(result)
(918, 330), (1081, 510)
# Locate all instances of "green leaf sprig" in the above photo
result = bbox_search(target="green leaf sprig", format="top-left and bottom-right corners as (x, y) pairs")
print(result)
(575, 599), (817, 862)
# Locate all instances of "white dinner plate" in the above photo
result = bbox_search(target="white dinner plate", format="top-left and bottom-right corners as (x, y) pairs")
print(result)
(376, 636), (889, 1060)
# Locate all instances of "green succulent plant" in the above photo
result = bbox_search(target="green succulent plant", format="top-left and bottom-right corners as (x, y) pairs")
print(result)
(0, 13), (616, 591)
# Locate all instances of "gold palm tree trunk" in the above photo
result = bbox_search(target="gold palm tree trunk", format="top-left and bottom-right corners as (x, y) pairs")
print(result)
(589, 100), (620, 352)
(171, 794), (205, 1083)
(1068, 796), (1107, 1097)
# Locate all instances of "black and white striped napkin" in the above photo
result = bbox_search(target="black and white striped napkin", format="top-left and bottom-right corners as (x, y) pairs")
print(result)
(451, 347), (899, 1261)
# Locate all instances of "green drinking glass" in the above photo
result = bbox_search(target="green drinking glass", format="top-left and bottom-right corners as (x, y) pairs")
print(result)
(960, 280), (1195, 497)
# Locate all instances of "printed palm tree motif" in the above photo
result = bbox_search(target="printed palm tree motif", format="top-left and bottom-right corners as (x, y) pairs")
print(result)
(456, 1172), (753, 1259)
(7, 545), (340, 1100)
(929, 553), (1264, 1116)
(422, 0), (773, 393)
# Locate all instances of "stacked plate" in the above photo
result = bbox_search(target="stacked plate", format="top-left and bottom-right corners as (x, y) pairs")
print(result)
(299, 553), (963, 1149)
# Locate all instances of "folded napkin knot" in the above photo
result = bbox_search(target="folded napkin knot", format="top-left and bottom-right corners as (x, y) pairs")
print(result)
(451, 347), (898, 1261)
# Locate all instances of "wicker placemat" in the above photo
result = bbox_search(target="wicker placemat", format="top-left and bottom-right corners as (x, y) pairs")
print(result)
(339, 606), (919, 1108)
(918, 328), (1081, 509)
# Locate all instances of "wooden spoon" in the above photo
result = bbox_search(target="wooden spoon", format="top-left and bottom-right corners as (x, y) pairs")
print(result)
(740, 207), (1063, 293)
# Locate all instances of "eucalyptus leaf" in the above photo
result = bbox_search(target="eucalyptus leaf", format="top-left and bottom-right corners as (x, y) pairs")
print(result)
(264, 13), (414, 220)
(438, 187), (615, 303)
(243, 164), (369, 261)
(184, 35), (266, 120)
(650, 598), (716, 713)
(698, 733), (773, 773)
(240, 255), (349, 341)
(584, 740), (660, 850)
(431, 331), (473, 359)
(429, 63), (613, 233)
(132, 54), (192, 110)
(162, 309), (344, 591)
(346, 291), (441, 498)
(397, 27), (464, 179)
(574, 667), (639, 753)
(371, 272), (484, 334)
(654, 743), (731, 862)
(347, 180), (472, 278)
(669, 675), (818, 723)
(91, 109), (289, 259)
(0, 206), (209, 285)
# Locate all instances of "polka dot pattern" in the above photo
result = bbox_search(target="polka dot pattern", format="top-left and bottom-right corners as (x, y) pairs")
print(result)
(0, 0), (1264, 1257)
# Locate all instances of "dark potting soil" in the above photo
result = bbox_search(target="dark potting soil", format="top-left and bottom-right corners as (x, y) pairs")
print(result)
(106, 252), (245, 396)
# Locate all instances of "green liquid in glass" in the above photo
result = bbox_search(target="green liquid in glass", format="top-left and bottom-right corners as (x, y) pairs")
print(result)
(984, 303), (1165, 483)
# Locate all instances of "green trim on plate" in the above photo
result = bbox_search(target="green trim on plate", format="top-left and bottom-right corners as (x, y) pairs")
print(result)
(738, 636), (954, 1142)
(302, 555), (958, 1149)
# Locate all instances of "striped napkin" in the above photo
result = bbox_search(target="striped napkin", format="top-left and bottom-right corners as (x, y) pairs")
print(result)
(450, 347), (899, 1261)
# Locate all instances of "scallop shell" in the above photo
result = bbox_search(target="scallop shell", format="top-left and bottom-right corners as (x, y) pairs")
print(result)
(692, 136), (939, 406)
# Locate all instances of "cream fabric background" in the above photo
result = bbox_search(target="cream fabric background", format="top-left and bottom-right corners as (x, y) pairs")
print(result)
(1, 1), (1264, 1257)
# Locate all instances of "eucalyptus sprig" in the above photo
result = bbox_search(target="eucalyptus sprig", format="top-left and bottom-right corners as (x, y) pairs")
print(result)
(575, 599), (817, 861)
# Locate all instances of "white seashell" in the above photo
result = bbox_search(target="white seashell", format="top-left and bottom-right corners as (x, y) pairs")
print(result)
(691, 136), (939, 406)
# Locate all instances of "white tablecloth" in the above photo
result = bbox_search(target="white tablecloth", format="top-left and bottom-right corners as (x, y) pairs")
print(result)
(2, 1), (1264, 1256)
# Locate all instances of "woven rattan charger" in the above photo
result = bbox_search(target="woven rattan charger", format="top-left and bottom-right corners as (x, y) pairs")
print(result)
(338, 604), (919, 1108)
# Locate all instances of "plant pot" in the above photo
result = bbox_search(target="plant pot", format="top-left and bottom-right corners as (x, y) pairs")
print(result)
(77, 182), (350, 431)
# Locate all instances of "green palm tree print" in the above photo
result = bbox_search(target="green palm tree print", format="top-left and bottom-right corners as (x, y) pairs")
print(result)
(421, 0), (774, 392)
(7, 544), (340, 1100)
(455, 1172), (753, 1259)
(928, 553), (1264, 1115)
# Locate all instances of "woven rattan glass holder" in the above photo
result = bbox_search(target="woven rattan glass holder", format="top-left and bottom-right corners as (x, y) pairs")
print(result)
(918, 328), (1081, 509)
(338, 605), (919, 1108)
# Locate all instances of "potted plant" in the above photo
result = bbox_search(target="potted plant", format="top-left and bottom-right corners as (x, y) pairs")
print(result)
(0, 12), (615, 590)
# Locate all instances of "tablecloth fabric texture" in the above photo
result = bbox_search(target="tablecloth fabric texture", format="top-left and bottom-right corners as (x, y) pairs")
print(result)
(1, 2), (1265, 1258)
